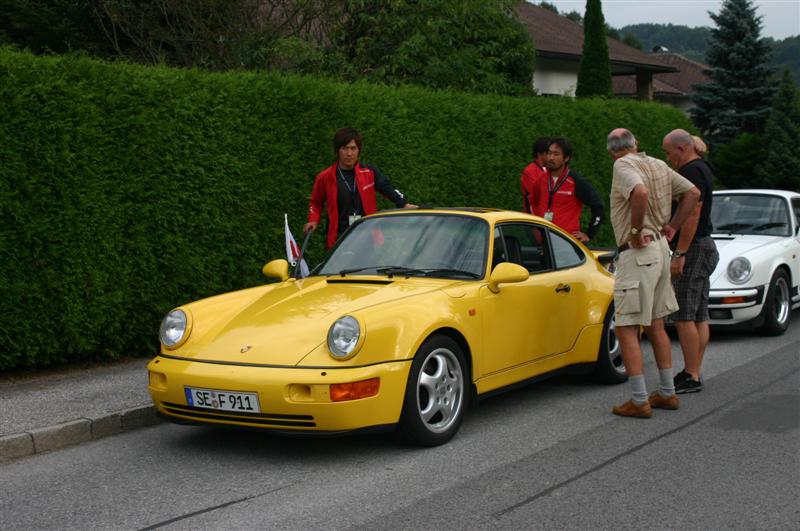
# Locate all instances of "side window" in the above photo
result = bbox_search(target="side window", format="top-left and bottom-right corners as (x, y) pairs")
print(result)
(493, 223), (552, 273)
(793, 199), (800, 234)
(549, 231), (585, 269)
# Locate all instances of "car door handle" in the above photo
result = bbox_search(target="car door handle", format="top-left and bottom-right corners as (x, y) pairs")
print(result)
(555, 284), (571, 293)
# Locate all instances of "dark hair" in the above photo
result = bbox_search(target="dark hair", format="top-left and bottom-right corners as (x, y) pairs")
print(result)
(548, 137), (574, 160)
(532, 137), (551, 158)
(333, 127), (362, 155)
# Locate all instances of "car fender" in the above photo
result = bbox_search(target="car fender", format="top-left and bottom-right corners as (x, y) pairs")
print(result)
(296, 288), (482, 369)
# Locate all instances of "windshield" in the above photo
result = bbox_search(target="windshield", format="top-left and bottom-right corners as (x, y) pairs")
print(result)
(711, 194), (791, 237)
(317, 214), (489, 279)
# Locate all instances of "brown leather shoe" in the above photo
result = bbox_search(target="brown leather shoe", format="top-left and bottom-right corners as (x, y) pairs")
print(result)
(612, 399), (652, 418)
(648, 391), (680, 410)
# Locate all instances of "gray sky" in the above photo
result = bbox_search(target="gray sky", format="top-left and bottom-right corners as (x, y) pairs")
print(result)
(538, 1), (800, 40)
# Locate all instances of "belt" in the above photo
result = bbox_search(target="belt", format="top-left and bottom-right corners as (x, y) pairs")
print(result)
(617, 233), (661, 254)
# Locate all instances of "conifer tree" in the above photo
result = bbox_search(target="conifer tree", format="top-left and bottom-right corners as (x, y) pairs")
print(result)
(758, 70), (800, 191)
(691, 0), (774, 144)
(575, 0), (612, 98)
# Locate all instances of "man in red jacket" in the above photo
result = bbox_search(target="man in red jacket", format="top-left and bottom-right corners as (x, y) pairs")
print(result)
(304, 127), (416, 249)
(520, 137), (551, 214)
(532, 137), (605, 242)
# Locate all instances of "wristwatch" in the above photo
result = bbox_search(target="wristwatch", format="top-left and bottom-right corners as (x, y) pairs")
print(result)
(672, 249), (686, 259)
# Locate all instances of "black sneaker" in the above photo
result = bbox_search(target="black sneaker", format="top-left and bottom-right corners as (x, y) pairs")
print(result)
(674, 369), (690, 386)
(675, 376), (703, 394)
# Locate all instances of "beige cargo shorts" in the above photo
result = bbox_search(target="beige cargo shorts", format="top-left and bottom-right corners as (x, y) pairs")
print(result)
(613, 238), (678, 327)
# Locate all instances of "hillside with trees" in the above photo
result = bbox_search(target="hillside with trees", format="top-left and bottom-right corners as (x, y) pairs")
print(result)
(621, 23), (799, 84)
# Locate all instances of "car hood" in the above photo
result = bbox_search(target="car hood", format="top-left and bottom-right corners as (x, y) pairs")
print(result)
(710, 235), (776, 284)
(177, 276), (449, 366)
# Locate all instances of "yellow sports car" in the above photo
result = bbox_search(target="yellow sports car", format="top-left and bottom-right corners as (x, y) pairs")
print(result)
(148, 208), (624, 446)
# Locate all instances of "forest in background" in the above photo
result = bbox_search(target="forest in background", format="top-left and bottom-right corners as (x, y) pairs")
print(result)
(620, 23), (799, 84)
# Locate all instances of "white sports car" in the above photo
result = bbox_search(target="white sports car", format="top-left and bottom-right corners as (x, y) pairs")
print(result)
(708, 189), (800, 335)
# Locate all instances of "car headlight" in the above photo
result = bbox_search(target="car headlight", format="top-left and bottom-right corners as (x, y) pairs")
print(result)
(727, 257), (752, 284)
(159, 309), (190, 349)
(327, 316), (361, 360)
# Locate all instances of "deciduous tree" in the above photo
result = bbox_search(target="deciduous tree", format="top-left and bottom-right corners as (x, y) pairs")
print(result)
(325, 0), (535, 95)
(0, 0), (112, 55)
(91, 0), (327, 70)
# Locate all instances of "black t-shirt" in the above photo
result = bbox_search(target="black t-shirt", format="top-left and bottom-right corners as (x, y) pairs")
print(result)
(676, 158), (714, 239)
(336, 167), (362, 237)
(334, 164), (408, 238)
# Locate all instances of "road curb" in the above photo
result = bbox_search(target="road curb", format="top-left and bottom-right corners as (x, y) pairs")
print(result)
(0, 404), (161, 462)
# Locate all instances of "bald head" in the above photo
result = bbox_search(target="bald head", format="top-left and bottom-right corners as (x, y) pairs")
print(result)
(607, 128), (637, 159)
(662, 128), (699, 168)
(663, 129), (693, 149)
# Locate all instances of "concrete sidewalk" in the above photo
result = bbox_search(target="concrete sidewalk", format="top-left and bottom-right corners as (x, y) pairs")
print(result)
(0, 358), (160, 461)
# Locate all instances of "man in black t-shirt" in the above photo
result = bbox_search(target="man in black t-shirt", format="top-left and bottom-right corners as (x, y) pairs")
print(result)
(662, 129), (720, 394)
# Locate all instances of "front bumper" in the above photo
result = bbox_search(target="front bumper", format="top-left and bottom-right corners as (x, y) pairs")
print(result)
(147, 356), (412, 432)
(708, 285), (765, 325)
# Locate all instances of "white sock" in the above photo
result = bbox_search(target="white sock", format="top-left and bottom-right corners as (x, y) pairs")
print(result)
(630, 374), (648, 405)
(659, 368), (675, 397)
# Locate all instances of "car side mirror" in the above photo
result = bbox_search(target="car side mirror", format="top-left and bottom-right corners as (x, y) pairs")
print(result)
(488, 262), (529, 293)
(262, 259), (290, 281)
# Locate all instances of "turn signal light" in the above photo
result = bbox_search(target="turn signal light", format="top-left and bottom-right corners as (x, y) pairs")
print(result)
(330, 378), (380, 402)
(721, 296), (746, 304)
(148, 371), (167, 390)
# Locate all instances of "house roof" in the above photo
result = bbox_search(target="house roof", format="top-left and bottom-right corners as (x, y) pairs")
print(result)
(516, 2), (677, 75)
(613, 53), (711, 96)
(649, 53), (711, 93)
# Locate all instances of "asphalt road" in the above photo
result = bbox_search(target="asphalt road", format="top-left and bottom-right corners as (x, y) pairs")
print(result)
(1, 321), (798, 531)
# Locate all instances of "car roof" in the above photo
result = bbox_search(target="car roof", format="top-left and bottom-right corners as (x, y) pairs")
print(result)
(368, 207), (559, 226)
(713, 189), (800, 200)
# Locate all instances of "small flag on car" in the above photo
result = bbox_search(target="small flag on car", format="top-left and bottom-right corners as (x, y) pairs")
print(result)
(284, 213), (310, 278)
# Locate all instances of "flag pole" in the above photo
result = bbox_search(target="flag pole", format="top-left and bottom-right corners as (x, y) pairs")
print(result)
(293, 226), (314, 279)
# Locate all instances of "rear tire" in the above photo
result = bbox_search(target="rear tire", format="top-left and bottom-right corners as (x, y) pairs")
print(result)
(397, 335), (467, 446)
(758, 269), (791, 336)
(593, 304), (627, 384)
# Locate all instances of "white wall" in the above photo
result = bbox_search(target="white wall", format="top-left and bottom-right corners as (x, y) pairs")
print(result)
(532, 57), (579, 97)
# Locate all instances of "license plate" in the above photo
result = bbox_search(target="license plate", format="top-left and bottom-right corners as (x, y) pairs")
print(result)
(184, 387), (261, 413)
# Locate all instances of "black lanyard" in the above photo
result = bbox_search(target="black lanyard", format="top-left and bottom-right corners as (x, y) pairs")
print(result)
(547, 167), (570, 211)
(337, 166), (360, 213)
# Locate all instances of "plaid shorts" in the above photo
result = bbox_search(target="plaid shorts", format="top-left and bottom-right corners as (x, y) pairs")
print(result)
(671, 237), (719, 321)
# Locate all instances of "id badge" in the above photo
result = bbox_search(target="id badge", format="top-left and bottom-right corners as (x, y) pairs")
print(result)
(544, 211), (554, 221)
(348, 214), (362, 225)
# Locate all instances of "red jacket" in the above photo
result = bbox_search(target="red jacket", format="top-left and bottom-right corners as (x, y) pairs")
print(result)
(530, 166), (605, 239)
(520, 162), (548, 214)
(308, 163), (379, 248)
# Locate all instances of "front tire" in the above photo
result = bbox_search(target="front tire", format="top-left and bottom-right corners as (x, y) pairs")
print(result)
(397, 335), (467, 446)
(758, 269), (791, 336)
(593, 303), (627, 384)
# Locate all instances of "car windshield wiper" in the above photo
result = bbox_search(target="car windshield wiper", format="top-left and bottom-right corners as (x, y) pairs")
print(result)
(375, 266), (426, 278)
(419, 268), (481, 279)
(715, 222), (753, 233)
(337, 266), (380, 277)
(753, 222), (787, 231)
(337, 266), (480, 279)
(336, 266), (424, 277)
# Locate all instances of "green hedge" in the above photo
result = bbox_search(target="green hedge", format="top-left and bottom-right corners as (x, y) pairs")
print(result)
(0, 48), (693, 369)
